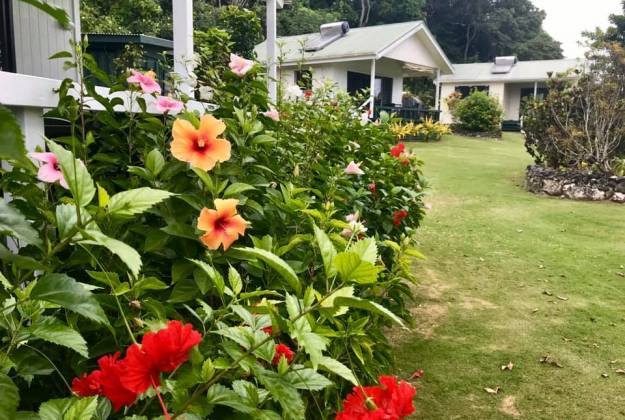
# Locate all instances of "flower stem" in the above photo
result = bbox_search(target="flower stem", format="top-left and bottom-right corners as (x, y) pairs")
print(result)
(152, 378), (171, 420)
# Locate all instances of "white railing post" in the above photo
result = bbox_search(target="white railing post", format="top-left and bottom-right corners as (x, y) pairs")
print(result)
(173, 0), (194, 96)
(266, 0), (279, 103)
(434, 68), (441, 110)
(369, 59), (376, 115)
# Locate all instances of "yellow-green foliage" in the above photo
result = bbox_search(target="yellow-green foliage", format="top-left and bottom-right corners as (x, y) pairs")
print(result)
(390, 118), (452, 142)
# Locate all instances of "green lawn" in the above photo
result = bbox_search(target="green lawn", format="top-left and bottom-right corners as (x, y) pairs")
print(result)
(393, 134), (625, 419)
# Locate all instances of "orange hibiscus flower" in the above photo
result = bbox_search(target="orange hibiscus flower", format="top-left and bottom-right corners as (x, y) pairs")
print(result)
(171, 115), (231, 171)
(198, 199), (248, 250)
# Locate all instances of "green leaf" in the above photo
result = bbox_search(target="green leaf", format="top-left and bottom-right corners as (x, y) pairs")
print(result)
(107, 187), (174, 217)
(81, 230), (142, 278)
(235, 247), (301, 294)
(334, 296), (405, 327)
(405, 248), (426, 259)
(47, 140), (96, 208)
(26, 316), (88, 358)
(19, 0), (71, 29)
(0, 373), (19, 420)
(0, 201), (42, 247)
(64, 396), (98, 420)
(39, 398), (72, 420)
(285, 368), (333, 391)
(223, 182), (256, 198)
(228, 266), (243, 295)
(333, 252), (381, 284)
(145, 149), (165, 176)
(48, 51), (72, 59)
(348, 238), (378, 264)
(320, 286), (354, 316)
(206, 384), (256, 413)
(319, 356), (358, 385)
(313, 225), (336, 278)
(0, 270), (10, 290)
(30, 273), (109, 325)
(55, 204), (78, 239)
(0, 105), (31, 168)
(251, 134), (278, 146)
(97, 183), (110, 208)
(189, 259), (225, 297)
(255, 369), (305, 419)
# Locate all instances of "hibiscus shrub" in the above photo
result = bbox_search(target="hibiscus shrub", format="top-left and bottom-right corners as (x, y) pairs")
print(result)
(0, 44), (424, 419)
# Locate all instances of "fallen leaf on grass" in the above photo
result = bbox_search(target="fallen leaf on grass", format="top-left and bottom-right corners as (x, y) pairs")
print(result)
(543, 290), (553, 296)
(615, 369), (625, 375)
(410, 369), (425, 379)
(557, 296), (569, 301)
(484, 386), (500, 395)
(616, 272), (625, 277)
(501, 362), (514, 371)
(602, 373), (609, 378)
(531, 308), (539, 314)
(562, 337), (572, 342)
(539, 354), (563, 368)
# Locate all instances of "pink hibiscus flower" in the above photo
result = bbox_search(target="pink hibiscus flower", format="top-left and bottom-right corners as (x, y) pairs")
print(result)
(262, 109), (280, 121)
(155, 96), (183, 114)
(229, 54), (254, 77)
(345, 161), (364, 176)
(29, 152), (68, 188)
(127, 69), (161, 94)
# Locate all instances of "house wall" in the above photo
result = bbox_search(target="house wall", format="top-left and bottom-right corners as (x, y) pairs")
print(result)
(11, 0), (79, 80)
(280, 58), (405, 104)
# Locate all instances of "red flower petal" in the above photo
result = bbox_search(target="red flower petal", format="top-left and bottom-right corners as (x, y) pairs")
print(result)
(272, 343), (295, 365)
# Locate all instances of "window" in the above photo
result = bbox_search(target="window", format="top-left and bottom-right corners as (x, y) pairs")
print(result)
(520, 87), (548, 101)
(0, 0), (15, 72)
(295, 70), (312, 90)
(347, 71), (393, 105)
(455, 85), (489, 98)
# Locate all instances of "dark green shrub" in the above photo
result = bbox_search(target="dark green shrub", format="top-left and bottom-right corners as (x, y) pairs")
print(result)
(452, 90), (503, 132)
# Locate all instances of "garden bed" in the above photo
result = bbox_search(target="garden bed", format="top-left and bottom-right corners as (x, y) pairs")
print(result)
(525, 165), (625, 203)
(450, 126), (502, 139)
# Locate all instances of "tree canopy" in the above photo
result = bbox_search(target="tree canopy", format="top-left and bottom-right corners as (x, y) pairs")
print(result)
(80, 0), (563, 62)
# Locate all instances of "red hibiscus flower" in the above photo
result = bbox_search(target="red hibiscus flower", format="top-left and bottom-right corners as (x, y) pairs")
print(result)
(121, 320), (202, 394)
(272, 343), (295, 365)
(368, 183), (377, 193)
(390, 143), (405, 157)
(262, 326), (274, 335)
(393, 210), (409, 226)
(72, 370), (102, 397)
(337, 375), (416, 420)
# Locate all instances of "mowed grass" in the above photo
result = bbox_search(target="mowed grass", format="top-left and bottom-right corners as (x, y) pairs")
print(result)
(392, 134), (625, 419)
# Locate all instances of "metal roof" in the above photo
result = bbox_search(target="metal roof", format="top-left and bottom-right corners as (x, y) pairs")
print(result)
(254, 20), (454, 74)
(440, 58), (583, 84)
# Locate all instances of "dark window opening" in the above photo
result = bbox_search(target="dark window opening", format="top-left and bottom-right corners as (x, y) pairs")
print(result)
(455, 85), (489, 98)
(1, 0), (16, 72)
(295, 69), (312, 90)
(520, 87), (548, 101)
(347, 71), (393, 106)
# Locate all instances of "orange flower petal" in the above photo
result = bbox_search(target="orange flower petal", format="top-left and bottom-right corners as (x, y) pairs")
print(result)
(190, 153), (217, 171)
(170, 136), (196, 163)
(214, 199), (239, 218)
(172, 119), (197, 142)
(206, 138), (231, 164)
(198, 208), (218, 232)
(224, 214), (247, 236)
(200, 231), (224, 250)
(220, 233), (239, 251)
(199, 114), (226, 140)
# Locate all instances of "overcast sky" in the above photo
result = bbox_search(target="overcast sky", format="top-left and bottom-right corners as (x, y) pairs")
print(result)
(531, 0), (623, 58)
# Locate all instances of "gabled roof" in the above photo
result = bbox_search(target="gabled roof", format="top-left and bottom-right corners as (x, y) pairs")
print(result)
(439, 58), (583, 84)
(255, 21), (454, 74)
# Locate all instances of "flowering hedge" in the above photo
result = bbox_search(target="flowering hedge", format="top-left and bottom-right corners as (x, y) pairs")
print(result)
(0, 45), (425, 419)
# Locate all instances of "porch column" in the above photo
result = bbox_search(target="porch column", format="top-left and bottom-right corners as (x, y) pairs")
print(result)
(533, 81), (538, 98)
(173, 0), (194, 96)
(434, 68), (441, 110)
(266, 0), (278, 103)
(369, 59), (376, 115)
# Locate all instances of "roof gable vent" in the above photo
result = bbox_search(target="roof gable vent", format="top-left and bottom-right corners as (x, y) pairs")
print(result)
(491, 56), (517, 74)
(304, 21), (350, 52)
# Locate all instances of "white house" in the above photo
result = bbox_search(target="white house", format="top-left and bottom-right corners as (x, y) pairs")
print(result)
(255, 20), (454, 115)
(438, 56), (583, 129)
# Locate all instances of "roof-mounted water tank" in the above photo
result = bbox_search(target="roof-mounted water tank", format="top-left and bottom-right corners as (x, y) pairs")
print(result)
(491, 56), (517, 74)
(304, 21), (350, 52)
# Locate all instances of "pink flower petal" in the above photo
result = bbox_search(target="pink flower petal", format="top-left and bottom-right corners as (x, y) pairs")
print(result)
(37, 163), (63, 184)
(344, 161), (364, 176)
(29, 152), (57, 164)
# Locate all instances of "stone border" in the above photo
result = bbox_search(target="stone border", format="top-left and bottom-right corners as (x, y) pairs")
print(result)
(525, 165), (625, 203)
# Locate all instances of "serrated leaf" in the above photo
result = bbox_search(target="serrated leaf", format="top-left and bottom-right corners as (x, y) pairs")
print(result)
(0, 373), (19, 420)
(27, 316), (88, 357)
(348, 238), (378, 263)
(285, 368), (333, 390)
(235, 247), (301, 294)
(47, 140), (96, 208)
(0, 270), (10, 290)
(320, 286), (353, 316)
(255, 369), (305, 419)
(30, 273), (109, 325)
(107, 187), (174, 216)
(55, 204), (78, 239)
(228, 266), (243, 295)
(319, 357), (358, 385)
(63, 396), (98, 420)
(0, 105), (31, 168)
(334, 296), (404, 327)
(189, 259), (224, 297)
(0, 201), (42, 247)
(333, 252), (381, 284)
(146, 149), (165, 176)
(97, 183), (110, 208)
(206, 384), (256, 413)
(313, 225), (336, 277)
(39, 398), (73, 420)
(81, 230), (142, 278)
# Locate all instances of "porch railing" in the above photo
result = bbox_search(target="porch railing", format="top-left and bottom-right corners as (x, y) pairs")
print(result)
(375, 106), (441, 123)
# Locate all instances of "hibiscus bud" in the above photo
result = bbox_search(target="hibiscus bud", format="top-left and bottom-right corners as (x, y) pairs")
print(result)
(132, 318), (144, 328)
(129, 300), (142, 310)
